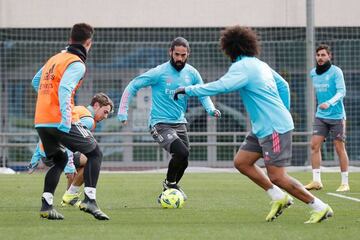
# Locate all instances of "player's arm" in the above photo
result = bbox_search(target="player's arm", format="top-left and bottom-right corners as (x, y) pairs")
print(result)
(28, 142), (46, 173)
(117, 67), (159, 123)
(58, 62), (86, 133)
(192, 69), (221, 118)
(271, 69), (291, 110)
(178, 65), (248, 98)
(80, 116), (95, 131)
(327, 69), (346, 106)
(31, 66), (44, 92)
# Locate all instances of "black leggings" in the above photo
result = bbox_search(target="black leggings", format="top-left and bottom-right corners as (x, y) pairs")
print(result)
(166, 138), (189, 183)
(84, 145), (103, 188)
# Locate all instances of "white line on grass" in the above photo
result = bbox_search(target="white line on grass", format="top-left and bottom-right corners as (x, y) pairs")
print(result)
(327, 192), (360, 202)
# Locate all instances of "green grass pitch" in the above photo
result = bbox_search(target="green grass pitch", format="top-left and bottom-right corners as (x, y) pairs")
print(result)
(0, 172), (359, 240)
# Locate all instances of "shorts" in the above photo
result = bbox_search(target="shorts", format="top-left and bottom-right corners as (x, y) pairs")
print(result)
(240, 131), (293, 167)
(36, 123), (97, 158)
(312, 117), (346, 142)
(150, 123), (189, 152)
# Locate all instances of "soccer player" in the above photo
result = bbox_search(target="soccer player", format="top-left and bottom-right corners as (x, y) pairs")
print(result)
(174, 26), (333, 223)
(32, 23), (109, 220)
(118, 37), (221, 200)
(29, 93), (114, 207)
(304, 44), (350, 192)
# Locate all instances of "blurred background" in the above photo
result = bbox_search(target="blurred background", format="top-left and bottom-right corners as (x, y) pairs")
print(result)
(0, 0), (359, 171)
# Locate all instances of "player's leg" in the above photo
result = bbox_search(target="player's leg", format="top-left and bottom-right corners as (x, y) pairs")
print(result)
(234, 133), (274, 189)
(37, 128), (67, 220)
(235, 132), (291, 222)
(150, 124), (189, 200)
(174, 124), (190, 184)
(305, 118), (327, 190)
(63, 150), (77, 190)
(72, 153), (87, 186)
(234, 150), (272, 189)
(59, 124), (109, 220)
(61, 152), (84, 207)
(263, 131), (333, 223)
(79, 145), (110, 220)
(331, 120), (350, 191)
(168, 138), (189, 184)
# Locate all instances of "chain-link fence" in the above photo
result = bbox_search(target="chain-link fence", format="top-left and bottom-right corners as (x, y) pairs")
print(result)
(1, 27), (359, 170)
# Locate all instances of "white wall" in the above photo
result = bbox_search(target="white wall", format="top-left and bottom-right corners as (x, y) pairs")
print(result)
(0, 0), (359, 28)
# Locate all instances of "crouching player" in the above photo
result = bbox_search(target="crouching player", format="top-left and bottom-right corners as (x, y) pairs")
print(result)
(29, 93), (113, 207)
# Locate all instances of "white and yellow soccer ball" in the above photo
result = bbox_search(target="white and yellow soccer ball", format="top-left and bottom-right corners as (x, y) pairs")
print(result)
(160, 188), (185, 209)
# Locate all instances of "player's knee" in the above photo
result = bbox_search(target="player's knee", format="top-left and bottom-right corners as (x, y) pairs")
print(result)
(311, 143), (321, 153)
(182, 157), (189, 168)
(85, 145), (103, 162)
(234, 158), (246, 173)
(51, 150), (68, 169)
(170, 139), (189, 160)
(334, 140), (345, 150)
(268, 173), (283, 186)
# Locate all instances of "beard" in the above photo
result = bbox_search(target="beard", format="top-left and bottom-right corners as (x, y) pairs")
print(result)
(170, 57), (187, 71)
(316, 60), (331, 75)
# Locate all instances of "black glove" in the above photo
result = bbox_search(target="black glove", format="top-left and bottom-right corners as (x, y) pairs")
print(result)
(173, 87), (186, 101)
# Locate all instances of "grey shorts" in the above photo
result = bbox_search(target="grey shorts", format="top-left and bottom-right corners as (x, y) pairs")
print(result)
(240, 131), (293, 167)
(150, 123), (189, 152)
(312, 117), (346, 142)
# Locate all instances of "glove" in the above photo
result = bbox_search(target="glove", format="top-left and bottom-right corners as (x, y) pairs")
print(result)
(173, 87), (186, 101)
(211, 109), (222, 118)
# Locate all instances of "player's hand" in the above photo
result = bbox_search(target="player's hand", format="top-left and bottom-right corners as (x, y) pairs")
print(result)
(174, 87), (186, 101)
(211, 109), (222, 118)
(27, 161), (39, 174)
(319, 103), (330, 110)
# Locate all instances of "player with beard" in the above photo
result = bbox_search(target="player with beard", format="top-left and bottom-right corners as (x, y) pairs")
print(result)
(174, 26), (333, 223)
(118, 37), (221, 201)
(304, 44), (349, 192)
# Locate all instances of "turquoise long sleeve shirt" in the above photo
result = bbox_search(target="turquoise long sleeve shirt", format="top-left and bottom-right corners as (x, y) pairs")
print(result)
(118, 61), (216, 127)
(185, 56), (294, 138)
(310, 65), (346, 120)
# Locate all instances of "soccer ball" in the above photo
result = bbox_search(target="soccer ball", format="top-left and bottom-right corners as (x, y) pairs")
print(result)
(159, 188), (185, 209)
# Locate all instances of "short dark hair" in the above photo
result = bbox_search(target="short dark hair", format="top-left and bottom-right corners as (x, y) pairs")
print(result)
(220, 26), (260, 61)
(70, 23), (94, 44)
(90, 92), (114, 113)
(316, 44), (332, 55)
(170, 37), (191, 53)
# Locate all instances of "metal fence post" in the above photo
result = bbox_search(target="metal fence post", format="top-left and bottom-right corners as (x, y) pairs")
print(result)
(306, 0), (315, 165)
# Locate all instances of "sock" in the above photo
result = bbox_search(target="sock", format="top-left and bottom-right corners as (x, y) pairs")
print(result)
(341, 171), (349, 185)
(84, 187), (96, 200)
(308, 197), (327, 211)
(266, 185), (286, 201)
(312, 169), (321, 183)
(42, 192), (54, 205)
(67, 185), (80, 194)
(165, 179), (177, 186)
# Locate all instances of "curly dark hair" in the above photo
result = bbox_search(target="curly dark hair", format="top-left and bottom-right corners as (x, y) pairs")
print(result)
(220, 26), (260, 61)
